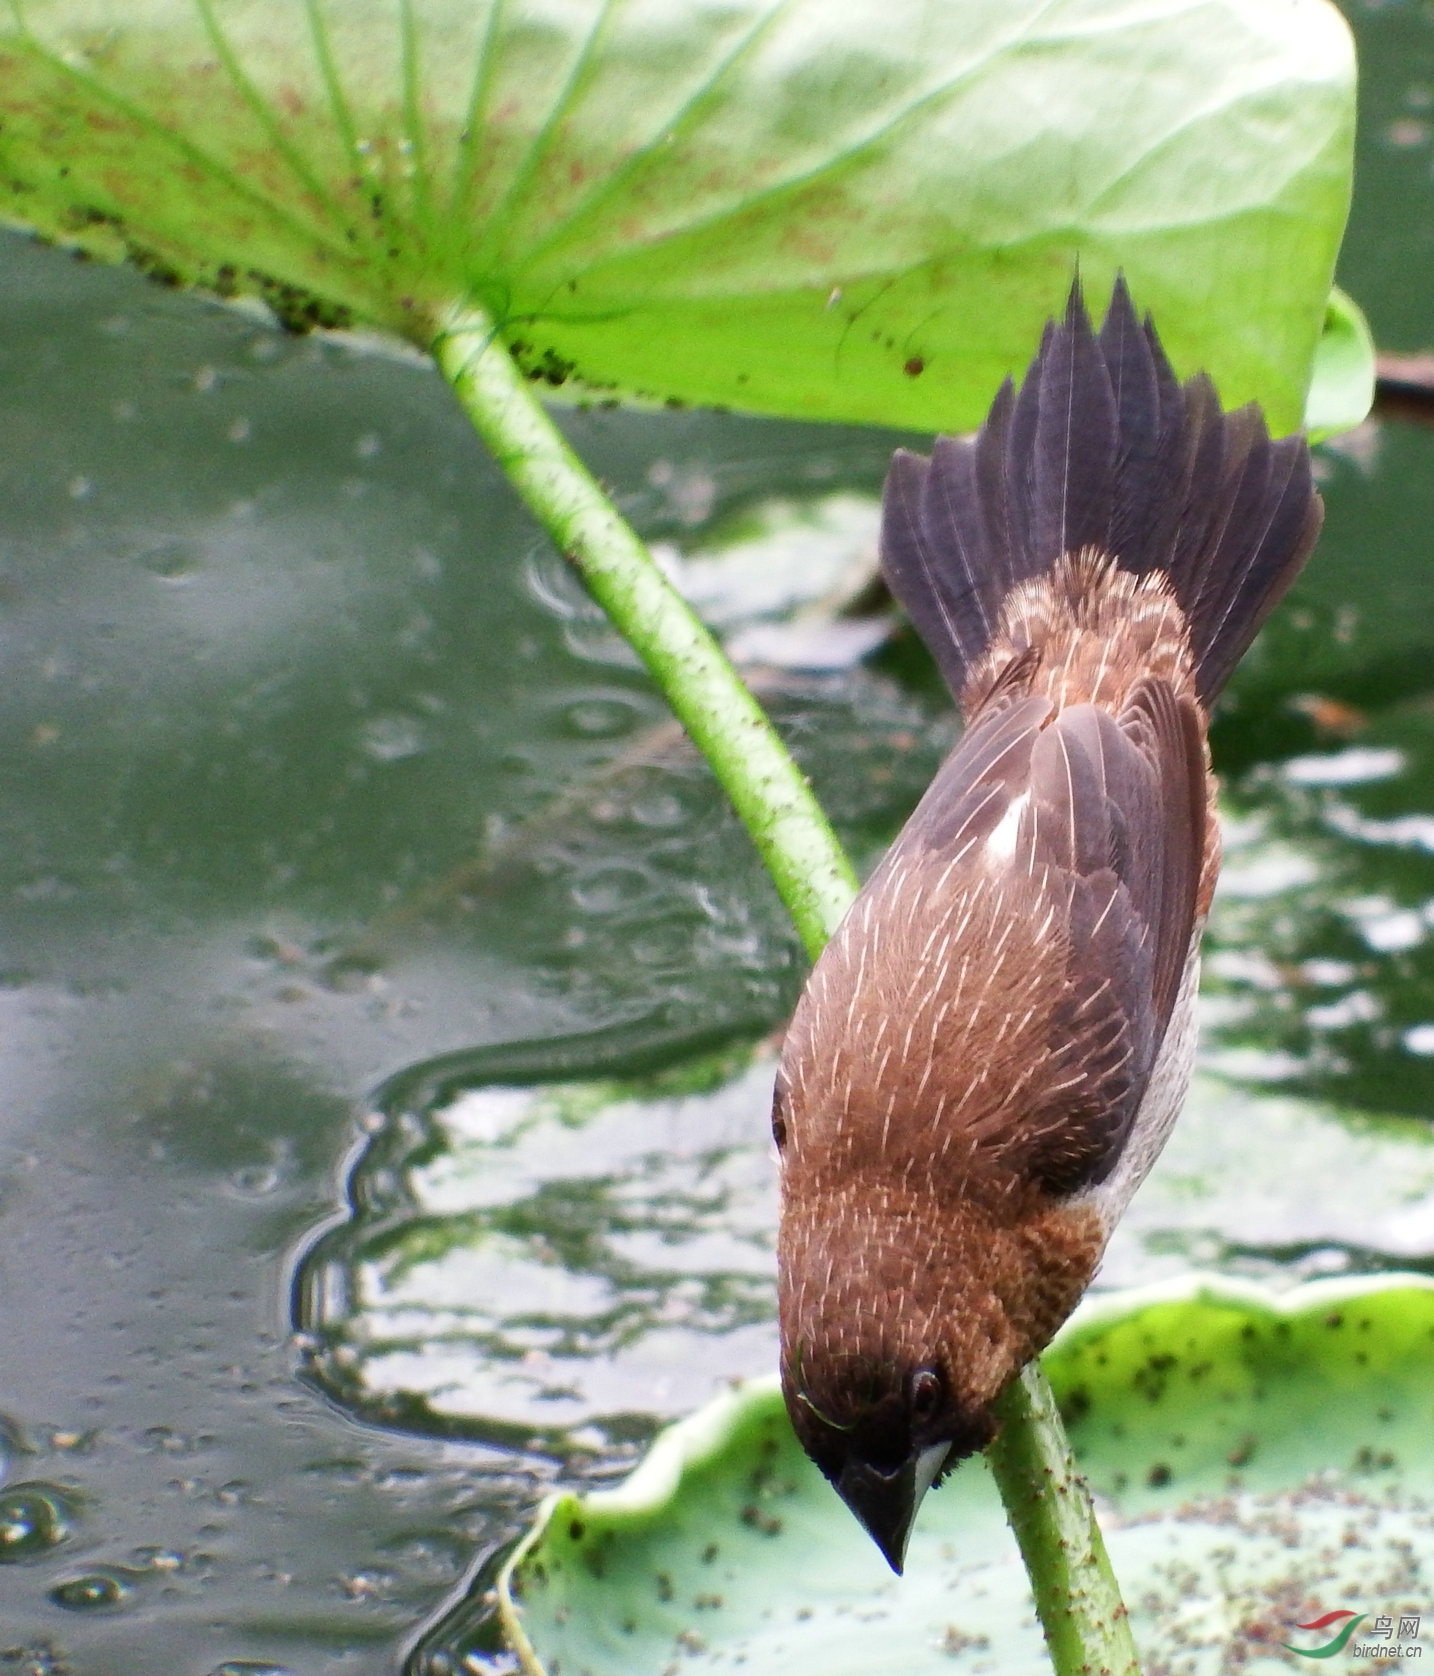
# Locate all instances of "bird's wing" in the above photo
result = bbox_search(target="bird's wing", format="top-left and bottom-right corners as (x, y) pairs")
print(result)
(993, 681), (1206, 1192)
(880, 679), (1205, 1197)
(902, 690), (1054, 854)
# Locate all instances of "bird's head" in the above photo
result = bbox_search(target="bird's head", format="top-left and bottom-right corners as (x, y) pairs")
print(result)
(782, 1336), (999, 1574)
(776, 1181), (1018, 1573)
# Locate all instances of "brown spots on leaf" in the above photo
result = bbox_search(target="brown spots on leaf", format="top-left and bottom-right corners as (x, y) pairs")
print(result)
(250, 273), (352, 333)
(739, 1504), (783, 1536)
(509, 341), (577, 387)
(1227, 1434), (1257, 1468)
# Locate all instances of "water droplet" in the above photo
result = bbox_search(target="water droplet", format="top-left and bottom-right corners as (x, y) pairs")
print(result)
(139, 539), (200, 582)
(135, 1545), (185, 1572)
(361, 714), (425, 762)
(228, 1164), (281, 1197)
(378, 1529), (468, 1586)
(629, 924), (695, 967)
(630, 793), (687, 829)
(207, 1664), (295, 1676)
(570, 864), (655, 916)
(0, 1484), (71, 1561)
(561, 697), (641, 739)
(50, 1568), (129, 1610)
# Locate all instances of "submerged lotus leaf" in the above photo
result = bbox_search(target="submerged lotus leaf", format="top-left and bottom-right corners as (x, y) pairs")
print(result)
(499, 1277), (1434, 1675)
(0, 0), (1359, 433)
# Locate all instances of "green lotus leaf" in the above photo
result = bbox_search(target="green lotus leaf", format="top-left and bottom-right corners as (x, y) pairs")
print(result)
(0, 0), (1357, 434)
(499, 1276), (1434, 1675)
(1306, 286), (1377, 441)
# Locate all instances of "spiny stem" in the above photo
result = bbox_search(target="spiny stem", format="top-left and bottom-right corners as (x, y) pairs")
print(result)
(991, 1363), (1142, 1676)
(433, 299), (1139, 1676)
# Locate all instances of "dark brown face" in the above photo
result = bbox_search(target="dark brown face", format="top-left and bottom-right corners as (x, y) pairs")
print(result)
(781, 1344), (999, 1574)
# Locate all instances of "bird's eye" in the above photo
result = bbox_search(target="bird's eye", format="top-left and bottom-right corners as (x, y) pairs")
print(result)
(909, 1366), (943, 1420)
(771, 1088), (788, 1152)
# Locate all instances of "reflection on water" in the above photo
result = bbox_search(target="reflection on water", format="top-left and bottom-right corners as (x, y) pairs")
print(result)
(298, 1037), (780, 1458)
(1206, 703), (1434, 1115)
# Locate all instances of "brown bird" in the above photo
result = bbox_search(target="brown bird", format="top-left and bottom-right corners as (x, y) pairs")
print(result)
(774, 278), (1322, 1572)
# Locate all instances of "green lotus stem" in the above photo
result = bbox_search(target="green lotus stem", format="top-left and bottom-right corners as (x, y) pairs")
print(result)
(432, 301), (858, 962)
(433, 298), (1138, 1676)
(991, 1362), (1142, 1676)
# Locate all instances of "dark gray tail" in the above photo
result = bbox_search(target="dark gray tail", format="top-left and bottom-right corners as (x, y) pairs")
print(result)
(880, 278), (1323, 709)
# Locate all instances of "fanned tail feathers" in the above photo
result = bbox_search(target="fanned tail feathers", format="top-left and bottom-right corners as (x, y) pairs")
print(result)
(881, 279), (1324, 709)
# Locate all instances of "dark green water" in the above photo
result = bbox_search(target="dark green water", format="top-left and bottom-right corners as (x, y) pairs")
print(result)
(0, 2), (1431, 1670)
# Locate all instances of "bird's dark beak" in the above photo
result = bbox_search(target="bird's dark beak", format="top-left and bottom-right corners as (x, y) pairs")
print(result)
(835, 1442), (951, 1574)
